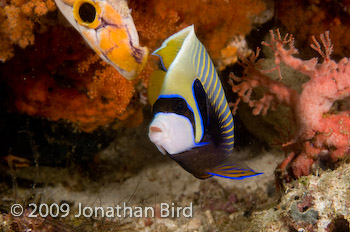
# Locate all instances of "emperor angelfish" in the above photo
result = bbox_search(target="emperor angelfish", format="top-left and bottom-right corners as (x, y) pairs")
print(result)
(148, 25), (262, 179)
(54, 0), (148, 80)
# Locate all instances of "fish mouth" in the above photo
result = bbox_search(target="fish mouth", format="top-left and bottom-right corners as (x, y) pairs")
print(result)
(148, 120), (167, 143)
(150, 126), (162, 133)
(148, 122), (168, 155)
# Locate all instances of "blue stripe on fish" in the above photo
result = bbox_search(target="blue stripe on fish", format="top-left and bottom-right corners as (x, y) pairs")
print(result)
(153, 54), (168, 72)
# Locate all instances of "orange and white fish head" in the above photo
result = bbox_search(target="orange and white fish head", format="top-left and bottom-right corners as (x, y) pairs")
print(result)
(54, 0), (148, 80)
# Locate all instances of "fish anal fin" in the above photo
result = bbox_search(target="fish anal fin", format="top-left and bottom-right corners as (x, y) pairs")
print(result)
(206, 156), (263, 180)
(207, 167), (262, 180)
(148, 69), (167, 105)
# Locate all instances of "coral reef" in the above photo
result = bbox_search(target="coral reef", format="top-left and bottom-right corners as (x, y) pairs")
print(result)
(244, 162), (350, 232)
(0, 0), (269, 132)
(217, 35), (252, 71)
(230, 29), (350, 178)
(0, 26), (137, 132)
(0, 0), (56, 62)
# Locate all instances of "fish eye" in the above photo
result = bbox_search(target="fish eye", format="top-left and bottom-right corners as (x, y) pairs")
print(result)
(174, 100), (186, 114)
(73, 0), (101, 28)
(79, 3), (96, 23)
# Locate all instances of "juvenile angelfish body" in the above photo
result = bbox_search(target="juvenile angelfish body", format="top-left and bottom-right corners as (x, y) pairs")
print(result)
(148, 25), (262, 179)
(54, 0), (148, 80)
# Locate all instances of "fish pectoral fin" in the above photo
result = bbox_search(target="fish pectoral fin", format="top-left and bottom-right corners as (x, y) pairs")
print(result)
(155, 144), (167, 155)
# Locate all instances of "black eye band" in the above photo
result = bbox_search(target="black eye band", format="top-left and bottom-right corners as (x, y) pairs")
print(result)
(153, 97), (196, 133)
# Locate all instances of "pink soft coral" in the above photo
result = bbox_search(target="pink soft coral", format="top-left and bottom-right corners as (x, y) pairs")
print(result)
(230, 29), (350, 178)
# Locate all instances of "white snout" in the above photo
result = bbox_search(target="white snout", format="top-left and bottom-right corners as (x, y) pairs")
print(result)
(148, 113), (195, 155)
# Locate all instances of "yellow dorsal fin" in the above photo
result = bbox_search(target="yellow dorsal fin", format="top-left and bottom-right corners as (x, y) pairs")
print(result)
(152, 26), (193, 70)
(147, 69), (167, 106)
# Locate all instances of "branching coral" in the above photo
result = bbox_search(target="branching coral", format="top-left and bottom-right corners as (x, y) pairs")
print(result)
(231, 29), (350, 178)
(0, 0), (56, 61)
(276, 0), (350, 58)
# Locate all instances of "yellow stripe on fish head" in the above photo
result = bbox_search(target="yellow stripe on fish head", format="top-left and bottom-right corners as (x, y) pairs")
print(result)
(54, 0), (148, 80)
(151, 26), (204, 143)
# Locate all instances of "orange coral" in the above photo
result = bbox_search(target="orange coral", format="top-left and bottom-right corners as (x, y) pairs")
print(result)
(0, 0), (56, 62)
(129, 0), (265, 63)
(87, 65), (134, 112)
(1, 26), (135, 132)
(77, 54), (100, 74)
(13, 69), (134, 132)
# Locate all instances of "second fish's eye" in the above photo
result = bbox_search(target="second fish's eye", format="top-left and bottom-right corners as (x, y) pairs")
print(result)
(73, 0), (100, 28)
(79, 2), (96, 23)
